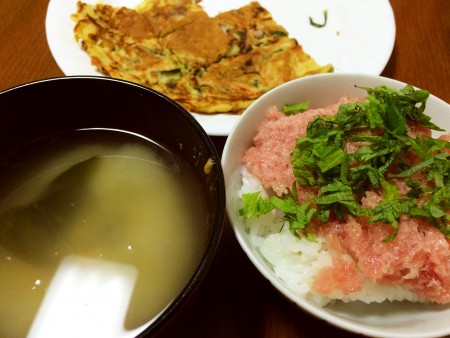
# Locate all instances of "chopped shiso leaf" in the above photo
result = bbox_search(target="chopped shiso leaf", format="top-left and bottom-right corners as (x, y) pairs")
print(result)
(282, 101), (310, 115)
(240, 84), (450, 240)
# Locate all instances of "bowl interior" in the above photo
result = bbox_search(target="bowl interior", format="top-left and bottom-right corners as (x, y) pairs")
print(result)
(222, 73), (450, 338)
(0, 76), (225, 337)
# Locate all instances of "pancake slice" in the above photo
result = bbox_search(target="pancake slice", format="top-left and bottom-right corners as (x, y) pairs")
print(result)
(72, 1), (333, 114)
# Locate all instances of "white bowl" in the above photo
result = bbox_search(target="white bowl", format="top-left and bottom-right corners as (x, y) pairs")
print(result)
(221, 73), (450, 338)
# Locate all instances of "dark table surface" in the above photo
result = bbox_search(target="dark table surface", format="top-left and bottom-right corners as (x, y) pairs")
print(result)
(1, 0), (449, 337)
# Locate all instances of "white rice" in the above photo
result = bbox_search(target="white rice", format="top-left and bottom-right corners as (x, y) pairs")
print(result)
(239, 166), (424, 306)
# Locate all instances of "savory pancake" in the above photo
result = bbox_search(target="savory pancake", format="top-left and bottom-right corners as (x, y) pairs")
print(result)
(72, 1), (333, 114)
(136, 0), (208, 37)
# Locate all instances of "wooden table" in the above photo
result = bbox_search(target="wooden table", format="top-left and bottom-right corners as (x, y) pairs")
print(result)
(0, 1), (449, 337)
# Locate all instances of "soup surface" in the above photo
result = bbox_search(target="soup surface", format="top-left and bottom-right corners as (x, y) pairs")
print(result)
(0, 129), (208, 337)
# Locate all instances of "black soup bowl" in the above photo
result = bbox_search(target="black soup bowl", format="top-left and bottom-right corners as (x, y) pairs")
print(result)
(0, 76), (225, 338)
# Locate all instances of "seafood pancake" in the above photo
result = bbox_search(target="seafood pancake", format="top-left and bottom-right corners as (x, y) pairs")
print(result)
(72, 1), (333, 114)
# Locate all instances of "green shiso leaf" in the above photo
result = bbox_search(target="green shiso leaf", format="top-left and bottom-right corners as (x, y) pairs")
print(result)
(282, 101), (310, 115)
(240, 84), (449, 240)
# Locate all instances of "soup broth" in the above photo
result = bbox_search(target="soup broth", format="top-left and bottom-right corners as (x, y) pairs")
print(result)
(0, 129), (208, 337)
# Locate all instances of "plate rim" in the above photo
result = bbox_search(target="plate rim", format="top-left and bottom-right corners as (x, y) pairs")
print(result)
(45, 0), (396, 136)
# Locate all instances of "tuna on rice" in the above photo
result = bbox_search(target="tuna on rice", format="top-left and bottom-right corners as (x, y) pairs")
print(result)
(239, 92), (450, 306)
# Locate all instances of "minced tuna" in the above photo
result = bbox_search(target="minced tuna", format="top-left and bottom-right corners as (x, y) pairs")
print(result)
(242, 96), (357, 196)
(317, 215), (450, 304)
(241, 99), (450, 304)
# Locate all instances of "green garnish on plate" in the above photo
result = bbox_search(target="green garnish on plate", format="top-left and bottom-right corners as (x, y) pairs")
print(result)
(310, 9), (328, 28)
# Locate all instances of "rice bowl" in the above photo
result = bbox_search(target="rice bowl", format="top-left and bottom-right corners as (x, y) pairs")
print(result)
(221, 73), (450, 338)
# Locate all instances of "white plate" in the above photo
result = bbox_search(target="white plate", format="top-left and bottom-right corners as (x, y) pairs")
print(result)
(45, 0), (396, 136)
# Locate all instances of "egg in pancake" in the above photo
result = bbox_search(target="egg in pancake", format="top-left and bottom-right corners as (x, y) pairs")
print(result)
(72, 1), (333, 114)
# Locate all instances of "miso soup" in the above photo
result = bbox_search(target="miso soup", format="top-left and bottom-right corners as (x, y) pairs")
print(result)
(0, 129), (209, 337)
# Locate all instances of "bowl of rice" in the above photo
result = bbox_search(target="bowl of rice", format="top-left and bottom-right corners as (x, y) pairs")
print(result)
(221, 73), (450, 338)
